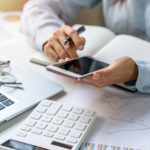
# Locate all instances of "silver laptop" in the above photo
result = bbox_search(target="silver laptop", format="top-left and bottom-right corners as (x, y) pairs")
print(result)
(0, 60), (63, 125)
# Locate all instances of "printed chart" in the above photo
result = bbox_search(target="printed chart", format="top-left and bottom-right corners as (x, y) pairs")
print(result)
(83, 143), (142, 150)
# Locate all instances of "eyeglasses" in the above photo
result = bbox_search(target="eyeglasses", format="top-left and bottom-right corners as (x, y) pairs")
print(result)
(0, 60), (23, 89)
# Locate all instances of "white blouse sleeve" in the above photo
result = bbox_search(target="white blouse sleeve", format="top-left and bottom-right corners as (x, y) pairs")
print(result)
(21, 0), (84, 50)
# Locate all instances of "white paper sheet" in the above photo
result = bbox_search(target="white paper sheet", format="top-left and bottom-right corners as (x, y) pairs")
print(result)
(70, 84), (150, 150)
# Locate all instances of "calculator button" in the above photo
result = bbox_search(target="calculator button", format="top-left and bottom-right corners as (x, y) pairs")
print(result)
(63, 121), (75, 128)
(84, 110), (95, 117)
(52, 118), (64, 125)
(55, 135), (65, 141)
(47, 104), (62, 116)
(14, 100), (97, 150)
(25, 119), (37, 127)
(59, 128), (70, 135)
(75, 124), (86, 131)
(70, 130), (82, 138)
(58, 111), (68, 118)
(36, 106), (47, 113)
(68, 113), (79, 121)
(41, 100), (52, 107)
(51, 103), (62, 111)
(17, 131), (27, 137)
(31, 113), (42, 120)
(0, 104), (5, 110)
(47, 109), (57, 116)
(32, 129), (42, 135)
(21, 126), (31, 132)
(62, 105), (73, 112)
(67, 138), (77, 144)
(80, 116), (91, 124)
(43, 132), (54, 138)
(73, 108), (84, 114)
(36, 122), (47, 130)
(0, 95), (8, 102)
(2, 99), (14, 107)
(41, 115), (53, 122)
(47, 125), (58, 132)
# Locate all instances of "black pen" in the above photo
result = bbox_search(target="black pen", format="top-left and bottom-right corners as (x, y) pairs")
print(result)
(64, 26), (86, 45)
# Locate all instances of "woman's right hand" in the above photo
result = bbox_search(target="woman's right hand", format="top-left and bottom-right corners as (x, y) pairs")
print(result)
(43, 25), (86, 62)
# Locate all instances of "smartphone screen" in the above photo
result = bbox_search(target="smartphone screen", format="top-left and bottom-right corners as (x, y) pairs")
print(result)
(53, 57), (108, 76)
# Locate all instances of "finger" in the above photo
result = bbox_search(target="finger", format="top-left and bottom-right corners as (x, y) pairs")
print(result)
(93, 67), (117, 86)
(76, 78), (103, 87)
(65, 58), (70, 61)
(47, 48), (60, 62)
(79, 74), (93, 81)
(52, 38), (69, 59)
(80, 74), (105, 87)
(44, 44), (60, 61)
(92, 66), (112, 80)
(57, 32), (78, 59)
(92, 71), (101, 80)
(58, 59), (64, 63)
(64, 43), (78, 59)
(75, 79), (92, 85)
(62, 25), (85, 50)
(79, 37), (86, 50)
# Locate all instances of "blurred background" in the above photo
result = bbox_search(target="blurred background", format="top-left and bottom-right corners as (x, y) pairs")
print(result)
(0, 0), (26, 11)
(0, 0), (104, 26)
(0, 0), (104, 45)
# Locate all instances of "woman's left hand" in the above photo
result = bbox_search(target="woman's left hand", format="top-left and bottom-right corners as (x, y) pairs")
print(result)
(77, 57), (138, 87)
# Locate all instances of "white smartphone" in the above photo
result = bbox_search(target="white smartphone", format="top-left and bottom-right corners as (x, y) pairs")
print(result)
(46, 56), (137, 92)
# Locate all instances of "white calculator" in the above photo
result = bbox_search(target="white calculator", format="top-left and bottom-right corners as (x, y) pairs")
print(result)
(0, 99), (97, 150)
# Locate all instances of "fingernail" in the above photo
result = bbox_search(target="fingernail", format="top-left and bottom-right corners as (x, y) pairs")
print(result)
(65, 58), (70, 61)
(65, 44), (70, 48)
(79, 45), (83, 50)
(92, 75), (100, 80)
(59, 59), (64, 63)
(77, 78), (81, 81)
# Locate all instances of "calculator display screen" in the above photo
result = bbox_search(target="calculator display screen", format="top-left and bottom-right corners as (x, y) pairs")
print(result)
(51, 141), (72, 149)
(2, 139), (48, 150)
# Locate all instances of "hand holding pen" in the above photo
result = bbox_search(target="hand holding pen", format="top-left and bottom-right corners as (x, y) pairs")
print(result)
(64, 26), (86, 45)
(43, 25), (86, 62)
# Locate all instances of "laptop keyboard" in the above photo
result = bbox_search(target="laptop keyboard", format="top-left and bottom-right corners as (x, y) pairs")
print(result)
(0, 94), (15, 110)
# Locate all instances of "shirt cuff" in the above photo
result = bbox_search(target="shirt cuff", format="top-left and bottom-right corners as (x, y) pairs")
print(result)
(135, 61), (150, 93)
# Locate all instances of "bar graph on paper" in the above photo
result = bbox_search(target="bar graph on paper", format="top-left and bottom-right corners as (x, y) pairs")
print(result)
(83, 143), (142, 150)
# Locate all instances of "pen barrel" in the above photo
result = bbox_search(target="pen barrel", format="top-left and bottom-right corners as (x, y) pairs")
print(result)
(64, 37), (72, 45)
(64, 26), (86, 45)
(77, 26), (86, 34)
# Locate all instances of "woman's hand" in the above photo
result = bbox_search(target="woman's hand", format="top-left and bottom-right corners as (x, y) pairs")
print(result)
(43, 25), (86, 62)
(78, 57), (138, 87)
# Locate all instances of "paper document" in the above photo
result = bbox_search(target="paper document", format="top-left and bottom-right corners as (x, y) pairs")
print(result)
(83, 142), (142, 150)
(70, 85), (150, 150)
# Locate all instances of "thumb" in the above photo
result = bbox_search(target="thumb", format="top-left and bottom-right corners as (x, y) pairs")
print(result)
(92, 67), (110, 80)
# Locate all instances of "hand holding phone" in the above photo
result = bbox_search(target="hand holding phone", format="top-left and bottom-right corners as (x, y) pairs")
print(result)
(43, 25), (86, 61)
(46, 56), (137, 92)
